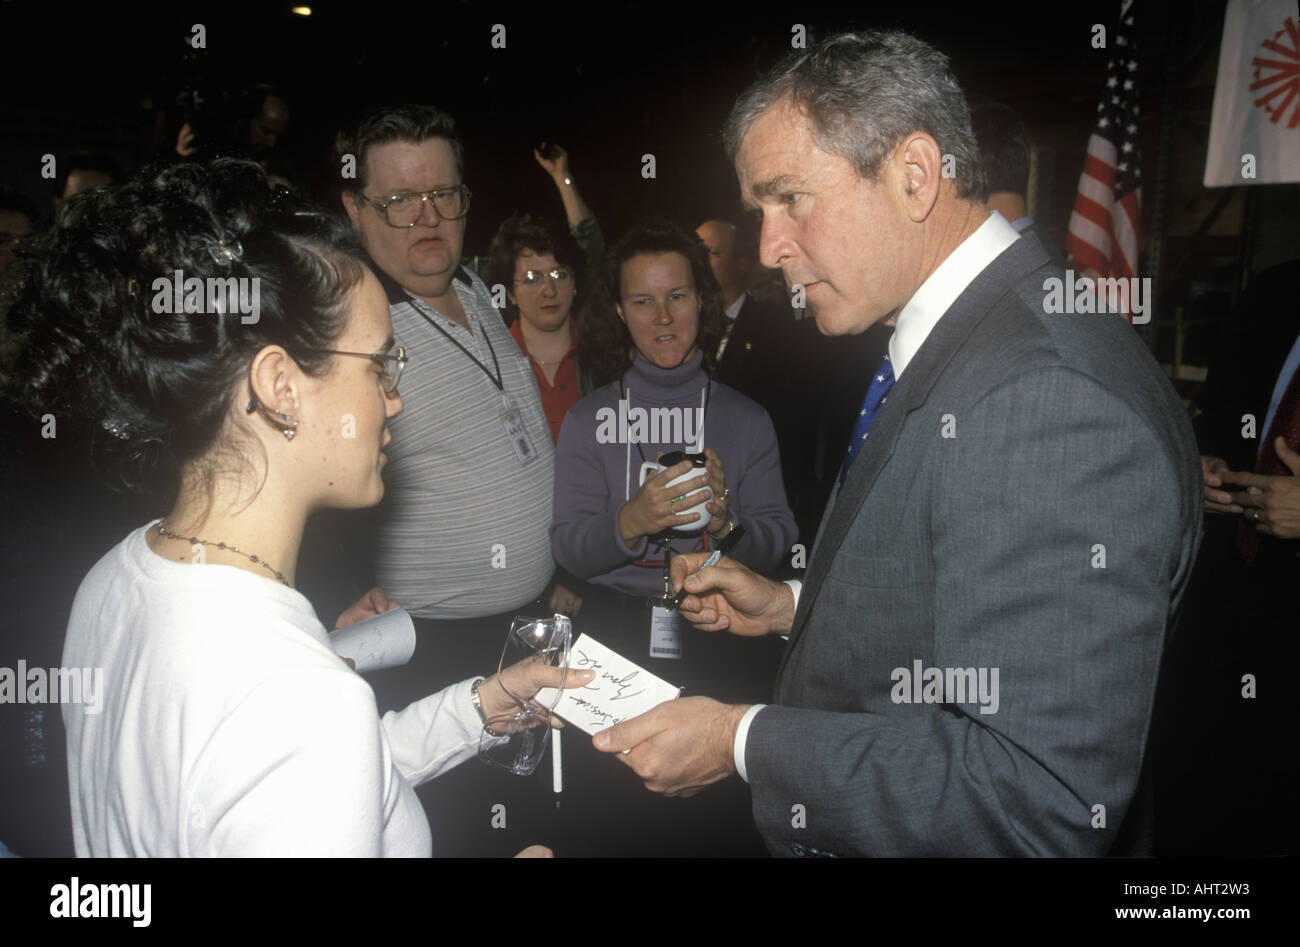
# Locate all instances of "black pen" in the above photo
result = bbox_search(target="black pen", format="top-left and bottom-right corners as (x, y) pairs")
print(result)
(669, 550), (721, 608)
(668, 522), (745, 608)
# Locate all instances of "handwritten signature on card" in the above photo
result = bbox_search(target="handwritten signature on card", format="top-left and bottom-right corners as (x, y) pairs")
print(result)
(572, 650), (646, 701)
(535, 634), (680, 735)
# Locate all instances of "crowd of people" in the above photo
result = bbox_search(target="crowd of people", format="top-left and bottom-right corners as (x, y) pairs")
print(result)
(0, 90), (864, 856)
(0, 27), (1293, 859)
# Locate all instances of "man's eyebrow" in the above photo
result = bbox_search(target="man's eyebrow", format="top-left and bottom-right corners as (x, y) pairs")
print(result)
(382, 184), (457, 196)
(750, 175), (802, 199)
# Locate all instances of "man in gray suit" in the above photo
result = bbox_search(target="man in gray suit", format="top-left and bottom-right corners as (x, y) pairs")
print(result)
(593, 31), (1202, 856)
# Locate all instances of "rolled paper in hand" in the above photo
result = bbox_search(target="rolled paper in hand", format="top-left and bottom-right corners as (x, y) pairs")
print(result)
(329, 608), (416, 673)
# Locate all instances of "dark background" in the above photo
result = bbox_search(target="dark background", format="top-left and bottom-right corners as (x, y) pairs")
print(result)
(4, 0), (1291, 368)
(1, 0), (1295, 858)
(0, 0), (1137, 249)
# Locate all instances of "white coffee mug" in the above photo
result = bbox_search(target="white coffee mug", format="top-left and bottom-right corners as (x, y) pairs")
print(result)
(639, 452), (712, 533)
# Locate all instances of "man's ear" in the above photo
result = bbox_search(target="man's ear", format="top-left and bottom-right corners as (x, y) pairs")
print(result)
(895, 133), (943, 222)
(342, 190), (362, 229)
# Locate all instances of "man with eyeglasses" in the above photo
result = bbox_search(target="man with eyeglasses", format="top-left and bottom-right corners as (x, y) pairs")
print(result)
(325, 104), (559, 855)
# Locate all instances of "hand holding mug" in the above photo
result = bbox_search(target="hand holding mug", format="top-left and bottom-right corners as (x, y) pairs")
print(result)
(618, 459), (710, 543)
(702, 448), (731, 537)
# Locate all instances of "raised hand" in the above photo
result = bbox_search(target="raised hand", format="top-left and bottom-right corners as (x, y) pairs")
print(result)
(533, 142), (570, 182)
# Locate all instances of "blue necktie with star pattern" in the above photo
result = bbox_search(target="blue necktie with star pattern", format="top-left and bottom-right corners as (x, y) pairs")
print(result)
(840, 353), (895, 485)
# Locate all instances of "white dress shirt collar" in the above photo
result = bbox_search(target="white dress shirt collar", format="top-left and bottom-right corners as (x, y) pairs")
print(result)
(725, 291), (747, 321)
(889, 211), (1021, 379)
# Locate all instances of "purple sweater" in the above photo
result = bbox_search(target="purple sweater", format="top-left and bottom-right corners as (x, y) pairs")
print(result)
(551, 350), (797, 597)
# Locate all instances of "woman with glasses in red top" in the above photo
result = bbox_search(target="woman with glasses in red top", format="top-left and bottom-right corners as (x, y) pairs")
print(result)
(489, 205), (600, 620)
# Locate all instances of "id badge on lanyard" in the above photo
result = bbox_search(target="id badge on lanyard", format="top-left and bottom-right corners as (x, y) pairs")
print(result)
(649, 606), (684, 659)
(501, 394), (538, 465)
(413, 301), (538, 466)
(649, 545), (683, 659)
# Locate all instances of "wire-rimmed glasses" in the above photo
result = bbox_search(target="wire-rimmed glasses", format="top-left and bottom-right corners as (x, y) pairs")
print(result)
(512, 267), (574, 288)
(357, 186), (472, 227)
(304, 345), (407, 394)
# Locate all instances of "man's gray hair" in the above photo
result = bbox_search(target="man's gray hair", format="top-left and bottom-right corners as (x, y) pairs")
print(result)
(724, 31), (988, 202)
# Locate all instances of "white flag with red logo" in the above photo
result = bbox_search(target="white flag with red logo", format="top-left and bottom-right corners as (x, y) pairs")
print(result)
(1204, 0), (1300, 186)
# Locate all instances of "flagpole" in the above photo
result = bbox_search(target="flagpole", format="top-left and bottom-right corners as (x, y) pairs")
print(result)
(1234, 187), (1261, 304)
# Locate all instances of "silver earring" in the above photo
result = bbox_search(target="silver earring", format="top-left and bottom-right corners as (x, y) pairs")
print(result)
(246, 394), (300, 441)
(275, 409), (299, 441)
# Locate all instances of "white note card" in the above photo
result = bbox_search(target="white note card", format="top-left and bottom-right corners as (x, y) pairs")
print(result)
(535, 633), (681, 736)
(328, 607), (416, 673)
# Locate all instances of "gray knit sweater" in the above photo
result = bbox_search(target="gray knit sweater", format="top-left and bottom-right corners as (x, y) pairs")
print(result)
(551, 350), (797, 597)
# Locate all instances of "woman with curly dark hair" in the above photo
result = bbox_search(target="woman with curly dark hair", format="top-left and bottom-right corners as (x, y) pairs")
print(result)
(556, 219), (795, 592)
(5, 159), (586, 856)
(549, 219), (795, 856)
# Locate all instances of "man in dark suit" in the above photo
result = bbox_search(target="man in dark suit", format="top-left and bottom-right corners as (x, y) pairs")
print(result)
(697, 218), (802, 399)
(593, 30), (1202, 856)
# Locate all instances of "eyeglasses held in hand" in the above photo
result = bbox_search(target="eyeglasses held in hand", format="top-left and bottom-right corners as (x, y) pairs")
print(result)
(478, 614), (573, 776)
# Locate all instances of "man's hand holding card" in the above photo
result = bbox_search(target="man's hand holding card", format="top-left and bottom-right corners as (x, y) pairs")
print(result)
(535, 632), (750, 797)
(594, 696), (750, 797)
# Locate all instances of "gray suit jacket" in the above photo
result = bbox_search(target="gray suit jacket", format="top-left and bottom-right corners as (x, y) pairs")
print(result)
(745, 233), (1202, 856)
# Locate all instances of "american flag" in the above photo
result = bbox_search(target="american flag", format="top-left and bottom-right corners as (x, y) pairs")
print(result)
(1066, 0), (1142, 315)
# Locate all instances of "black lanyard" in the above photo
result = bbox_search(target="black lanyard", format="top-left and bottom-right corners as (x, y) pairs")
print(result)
(621, 371), (713, 576)
(412, 302), (504, 393)
(618, 374), (712, 468)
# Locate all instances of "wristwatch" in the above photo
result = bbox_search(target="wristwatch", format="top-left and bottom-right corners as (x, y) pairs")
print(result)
(718, 519), (746, 555)
(470, 677), (503, 736)
(713, 510), (739, 541)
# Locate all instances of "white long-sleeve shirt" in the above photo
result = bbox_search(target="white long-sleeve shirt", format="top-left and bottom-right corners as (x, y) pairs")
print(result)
(63, 521), (486, 856)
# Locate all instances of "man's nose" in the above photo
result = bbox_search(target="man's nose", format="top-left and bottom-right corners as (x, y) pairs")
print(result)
(415, 196), (441, 228)
(757, 215), (792, 270)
